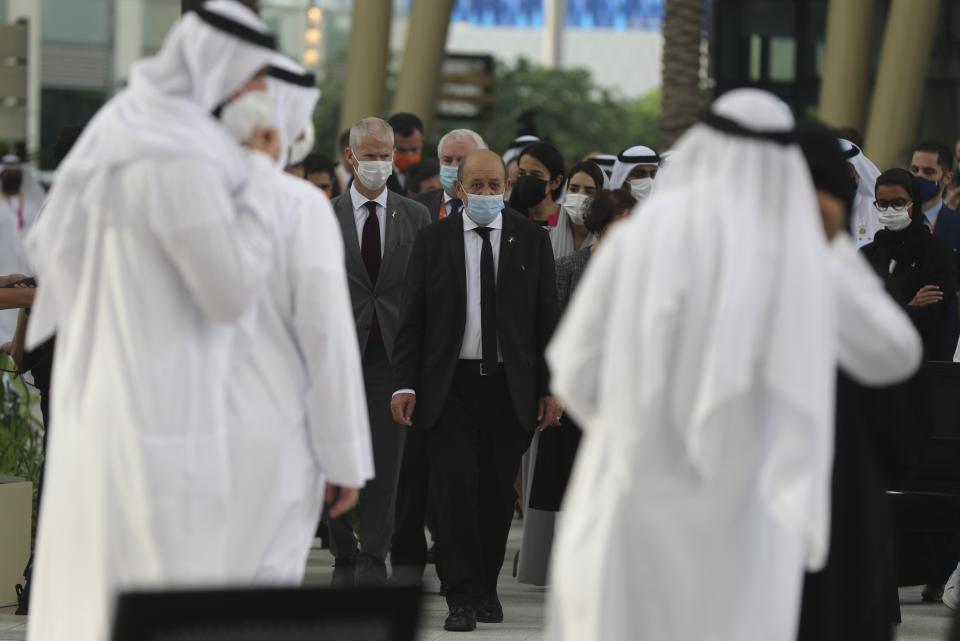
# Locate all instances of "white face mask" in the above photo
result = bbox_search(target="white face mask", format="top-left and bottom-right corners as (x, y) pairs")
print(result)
(562, 193), (590, 226)
(879, 206), (912, 231)
(220, 90), (273, 145)
(353, 159), (393, 190)
(288, 120), (315, 166)
(628, 177), (654, 203)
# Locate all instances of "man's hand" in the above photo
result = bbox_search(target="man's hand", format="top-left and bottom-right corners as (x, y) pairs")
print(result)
(391, 393), (416, 427)
(537, 395), (563, 432)
(249, 125), (281, 162)
(909, 284), (943, 307)
(0, 274), (27, 287)
(325, 484), (360, 519)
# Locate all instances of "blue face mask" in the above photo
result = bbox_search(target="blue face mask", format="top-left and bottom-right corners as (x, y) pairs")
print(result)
(916, 175), (944, 203)
(464, 193), (504, 226)
(439, 165), (459, 195)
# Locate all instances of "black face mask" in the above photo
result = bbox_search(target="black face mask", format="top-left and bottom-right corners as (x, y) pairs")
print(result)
(1, 172), (22, 194)
(508, 174), (548, 215)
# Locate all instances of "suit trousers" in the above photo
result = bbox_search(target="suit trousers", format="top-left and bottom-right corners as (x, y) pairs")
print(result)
(428, 362), (532, 608)
(326, 335), (406, 584)
(391, 426), (441, 583)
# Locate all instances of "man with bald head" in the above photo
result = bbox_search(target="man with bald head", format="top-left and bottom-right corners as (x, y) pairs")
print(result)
(392, 149), (560, 631)
(327, 117), (431, 586)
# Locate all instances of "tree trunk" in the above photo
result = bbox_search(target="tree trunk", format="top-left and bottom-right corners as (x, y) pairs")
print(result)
(660, 0), (704, 149)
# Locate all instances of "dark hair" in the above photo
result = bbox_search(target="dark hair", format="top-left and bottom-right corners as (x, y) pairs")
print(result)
(796, 119), (857, 222)
(835, 127), (864, 149)
(585, 189), (636, 235)
(912, 141), (953, 175)
(338, 129), (350, 150)
(388, 113), (423, 138)
(876, 168), (923, 220)
(303, 153), (335, 176)
(566, 161), (605, 193)
(404, 158), (440, 195)
(518, 142), (565, 201)
(54, 125), (84, 167)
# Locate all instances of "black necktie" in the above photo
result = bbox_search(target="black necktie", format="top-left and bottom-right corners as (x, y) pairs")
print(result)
(474, 227), (497, 373)
(448, 198), (463, 218)
(361, 201), (381, 343)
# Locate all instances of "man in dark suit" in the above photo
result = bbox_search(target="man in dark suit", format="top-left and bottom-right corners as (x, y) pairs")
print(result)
(391, 149), (561, 631)
(326, 117), (431, 586)
(911, 142), (960, 360)
(390, 129), (489, 587)
(413, 128), (487, 222)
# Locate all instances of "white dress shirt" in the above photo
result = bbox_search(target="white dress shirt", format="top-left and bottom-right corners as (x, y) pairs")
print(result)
(460, 212), (503, 361)
(350, 183), (388, 256)
(392, 211), (505, 398)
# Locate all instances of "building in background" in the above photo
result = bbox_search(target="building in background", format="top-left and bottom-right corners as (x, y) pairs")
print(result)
(711, 0), (960, 167)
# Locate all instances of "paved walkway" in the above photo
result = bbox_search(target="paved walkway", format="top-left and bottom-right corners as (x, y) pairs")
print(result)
(1, 519), (954, 641)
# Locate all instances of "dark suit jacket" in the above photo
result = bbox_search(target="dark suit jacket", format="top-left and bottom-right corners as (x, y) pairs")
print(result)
(933, 204), (960, 355)
(332, 190), (431, 364)
(412, 188), (445, 222)
(387, 170), (407, 197)
(393, 208), (559, 431)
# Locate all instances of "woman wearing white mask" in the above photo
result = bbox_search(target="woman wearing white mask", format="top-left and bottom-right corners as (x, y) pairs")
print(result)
(550, 161), (606, 259)
(861, 168), (958, 359)
(517, 188), (637, 587)
(609, 145), (659, 203)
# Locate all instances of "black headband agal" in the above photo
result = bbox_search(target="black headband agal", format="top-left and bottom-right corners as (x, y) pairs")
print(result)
(703, 110), (795, 146)
(593, 156), (616, 167)
(843, 144), (861, 159)
(195, 6), (276, 50)
(617, 149), (659, 164)
(268, 66), (316, 88)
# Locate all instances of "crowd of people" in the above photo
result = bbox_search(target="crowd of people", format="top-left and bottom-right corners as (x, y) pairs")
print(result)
(2, 1), (960, 640)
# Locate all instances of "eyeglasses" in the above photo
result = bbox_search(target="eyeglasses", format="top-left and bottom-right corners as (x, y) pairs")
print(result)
(873, 199), (911, 212)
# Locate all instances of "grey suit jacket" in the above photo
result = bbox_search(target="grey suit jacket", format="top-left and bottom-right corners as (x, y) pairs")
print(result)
(333, 190), (432, 365)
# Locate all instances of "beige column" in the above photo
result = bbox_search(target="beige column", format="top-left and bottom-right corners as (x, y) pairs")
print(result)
(818, 0), (875, 131)
(392, 0), (456, 136)
(542, 0), (566, 69)
(339, 0), (393, 134)
(865, 0), (940, 169)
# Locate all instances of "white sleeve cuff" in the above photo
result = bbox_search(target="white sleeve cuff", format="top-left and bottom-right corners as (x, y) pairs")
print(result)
(392, 389), (416, 398)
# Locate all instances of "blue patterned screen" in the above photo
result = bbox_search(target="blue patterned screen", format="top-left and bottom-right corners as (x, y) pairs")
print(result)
(399, 0), (664, 30)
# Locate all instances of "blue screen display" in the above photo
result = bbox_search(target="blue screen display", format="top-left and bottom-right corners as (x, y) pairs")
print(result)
(399, 0), (664, 30)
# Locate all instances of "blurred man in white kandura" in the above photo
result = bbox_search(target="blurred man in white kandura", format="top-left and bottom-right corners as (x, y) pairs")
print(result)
(224, 55), (373, 583)
(545, 89), (920, 641)
(24, 3), (281, 640)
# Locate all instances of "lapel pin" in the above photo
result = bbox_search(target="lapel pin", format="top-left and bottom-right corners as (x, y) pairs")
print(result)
(391, 210), (398, 219)
(508, 235), (516, 244)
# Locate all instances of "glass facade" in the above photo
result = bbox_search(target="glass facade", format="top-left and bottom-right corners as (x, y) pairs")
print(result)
(397, 0), (663, 30)
(42, 0), (111, 44)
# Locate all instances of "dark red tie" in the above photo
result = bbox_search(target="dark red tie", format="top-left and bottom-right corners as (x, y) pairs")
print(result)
(361, 201), (382, 344)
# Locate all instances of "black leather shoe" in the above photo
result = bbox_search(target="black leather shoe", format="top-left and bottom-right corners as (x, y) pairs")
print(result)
(331, 557), (356, 587)
(476, 596), (503, 623)
(444, 606), (477, 632)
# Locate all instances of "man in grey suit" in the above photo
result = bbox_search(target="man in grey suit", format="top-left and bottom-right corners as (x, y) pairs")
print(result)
(326, 117), (432, 586)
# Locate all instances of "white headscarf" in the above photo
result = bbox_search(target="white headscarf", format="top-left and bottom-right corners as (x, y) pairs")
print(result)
(609, 145), (659, 190)
(840, 139), (883, 247)
(551, 162), (604, 259)
(549, 88), (836, 570)
(1, 154), (45, 229)
(503, 134), (540, 166)
(25, 0), (276, 344)
(589, 154), (616, 188)
(267, 57), (320, 169)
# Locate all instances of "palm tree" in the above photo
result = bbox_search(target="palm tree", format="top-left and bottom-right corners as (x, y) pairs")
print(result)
(660, 0), (704, 149)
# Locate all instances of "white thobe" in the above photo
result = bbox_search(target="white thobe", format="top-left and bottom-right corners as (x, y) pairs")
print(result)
(226, 172), (373, 583)
(25, 152), (277, 641)
(544, 231), (920, 641)
(0, 197), (29, 339)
